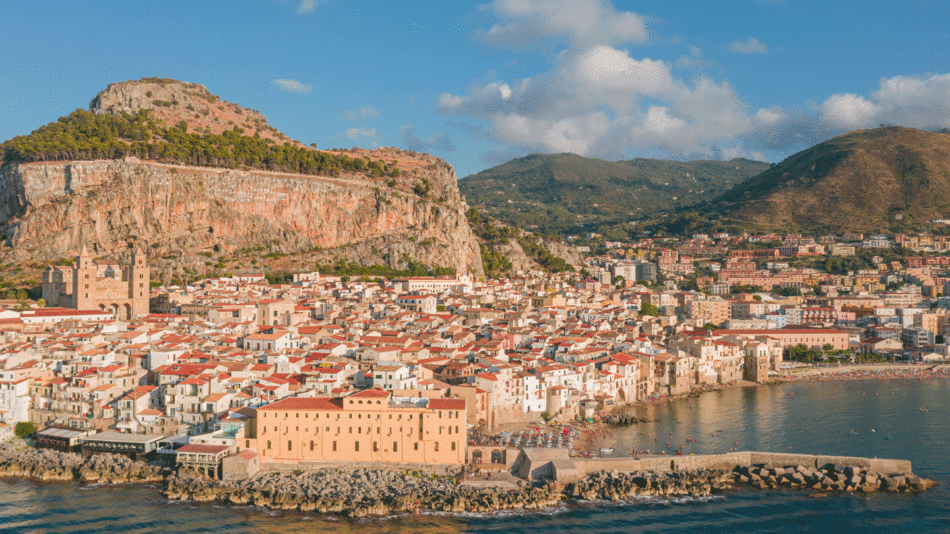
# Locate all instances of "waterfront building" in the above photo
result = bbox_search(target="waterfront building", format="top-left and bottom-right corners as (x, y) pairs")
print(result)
(251, 389), (466, 465)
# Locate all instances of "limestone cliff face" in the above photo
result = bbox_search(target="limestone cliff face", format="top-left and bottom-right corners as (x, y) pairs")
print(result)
(0, 158), (483, 275)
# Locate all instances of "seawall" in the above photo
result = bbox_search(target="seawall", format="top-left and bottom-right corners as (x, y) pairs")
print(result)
(518, 450), (913, 483)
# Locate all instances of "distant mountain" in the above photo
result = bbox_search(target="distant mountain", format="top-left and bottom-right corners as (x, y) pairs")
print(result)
(711, 127), (950, 234)
(459, 153), (769, 237)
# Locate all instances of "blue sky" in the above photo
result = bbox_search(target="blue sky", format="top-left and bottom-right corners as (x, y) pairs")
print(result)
(2, 0), (950, 177)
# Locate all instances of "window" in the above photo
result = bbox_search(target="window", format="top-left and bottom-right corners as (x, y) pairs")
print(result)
(393, 441), (398, 452)
(451, 442), (456, 451)
(288, 441), (292, 451)
(310, 440), (314, 451)
(355, 441), (360, 452)
(435, 442), (439, 452)
(373, 441), (378, 452)
(332, 441), (337, 451)
(267, 440), (272, 449)
(414, 443), (418, 451)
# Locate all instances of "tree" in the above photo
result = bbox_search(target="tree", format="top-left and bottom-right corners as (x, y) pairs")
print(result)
(639, 302), (659, 316)
(15, 422), (36, 438)
(36, 298), (46, 308)
(540, 411), (552, 422)
(703, 323), (718, 331)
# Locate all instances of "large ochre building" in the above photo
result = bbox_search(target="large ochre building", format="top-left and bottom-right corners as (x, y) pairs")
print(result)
(250, 389), (466, 465)
(42, 246), (150, 321)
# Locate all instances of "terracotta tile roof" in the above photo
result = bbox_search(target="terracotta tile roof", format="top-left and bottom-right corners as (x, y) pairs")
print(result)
(258, 397), (344, 411)
(427, 398), (466, 410)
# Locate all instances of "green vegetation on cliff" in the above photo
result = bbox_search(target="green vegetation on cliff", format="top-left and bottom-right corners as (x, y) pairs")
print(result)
(466, 207), (570, 276)
(0, 109), (401, 178)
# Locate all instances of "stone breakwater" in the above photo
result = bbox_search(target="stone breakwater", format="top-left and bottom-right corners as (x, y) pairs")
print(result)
(564, 469), (732, 502)
(163, 467), (735, 517)
(731, 463), (935, 494)
(0, 444), (165, 484)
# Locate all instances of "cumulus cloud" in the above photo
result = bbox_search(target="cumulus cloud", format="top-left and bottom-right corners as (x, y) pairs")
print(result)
(340, 106), (380, 122)
(438, 42), (778, 160)
(447, 0), (950, 166)
(744, 73), (950, 154)
(729, 37), (767, 54)
(401, 125), (457, 153)
(271, 79), (313, 94)
(813, 74), (950, 135)
(819, 94), (880, 129)
(478, 0), (648, 48)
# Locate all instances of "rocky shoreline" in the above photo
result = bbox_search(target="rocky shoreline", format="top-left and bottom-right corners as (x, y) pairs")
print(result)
(0, 444), (935, 518)
(0, 443), (165, 484)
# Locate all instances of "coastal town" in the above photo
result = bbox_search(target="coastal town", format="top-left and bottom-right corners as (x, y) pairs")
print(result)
(0, 229), (949, 483)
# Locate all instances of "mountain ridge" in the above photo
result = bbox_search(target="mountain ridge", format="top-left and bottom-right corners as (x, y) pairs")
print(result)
(709, 126), (950, 234)
(459, 152), (770, 238)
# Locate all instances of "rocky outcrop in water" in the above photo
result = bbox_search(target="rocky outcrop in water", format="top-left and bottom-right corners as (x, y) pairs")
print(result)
(732, 463), (936, 494)
(0, 444), (165, 483)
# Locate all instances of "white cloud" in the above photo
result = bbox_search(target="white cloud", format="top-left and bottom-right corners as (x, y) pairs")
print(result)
(478, 0), (648, 48)
(448, 0), (950, 166)
(345, 127), (377, 140)
(438, 42), (772, 160)
(817, 74), (950, 130)
(297, 0), (322, 15)
(819, 94), (880, 129)
(729, 37), (767, 54)
(340, 106), (380, 122)
(270, 79), (313, 94)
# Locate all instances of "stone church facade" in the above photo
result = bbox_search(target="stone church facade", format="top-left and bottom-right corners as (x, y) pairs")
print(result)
(42, 246), (150, 320)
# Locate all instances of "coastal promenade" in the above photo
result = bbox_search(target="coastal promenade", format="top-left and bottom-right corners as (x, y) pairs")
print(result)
(787, 363), (944, 376)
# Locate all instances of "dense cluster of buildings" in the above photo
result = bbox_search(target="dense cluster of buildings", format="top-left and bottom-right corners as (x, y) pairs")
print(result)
(3, 231), (949, 475)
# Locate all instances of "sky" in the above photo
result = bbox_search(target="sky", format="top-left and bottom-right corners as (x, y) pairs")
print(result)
(2, 0), (950, 178)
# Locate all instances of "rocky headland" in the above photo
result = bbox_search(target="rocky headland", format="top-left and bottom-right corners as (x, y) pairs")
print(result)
(0, 78), (484, 276)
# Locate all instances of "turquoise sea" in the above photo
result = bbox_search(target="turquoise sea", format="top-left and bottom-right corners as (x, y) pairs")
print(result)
(2, 378), (948, 533)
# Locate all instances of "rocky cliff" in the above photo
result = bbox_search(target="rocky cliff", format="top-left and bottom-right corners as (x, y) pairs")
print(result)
(0, 157), (482, 274)
(0, 78), (483, 275)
